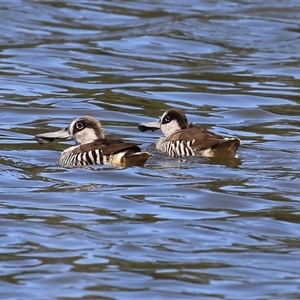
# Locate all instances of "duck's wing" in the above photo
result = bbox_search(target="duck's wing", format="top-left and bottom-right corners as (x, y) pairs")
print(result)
(73, 139), (142, 155)
(169, 126), (225, 150)
(73, 139), (151, 168)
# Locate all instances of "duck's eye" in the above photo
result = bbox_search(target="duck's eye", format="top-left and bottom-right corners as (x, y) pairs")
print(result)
(75, 121), (84, 130)
(164, 115), (171, 123)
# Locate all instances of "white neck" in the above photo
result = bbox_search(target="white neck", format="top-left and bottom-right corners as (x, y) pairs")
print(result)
(161, 119), (180, 137)
(74, 128), (98, 144)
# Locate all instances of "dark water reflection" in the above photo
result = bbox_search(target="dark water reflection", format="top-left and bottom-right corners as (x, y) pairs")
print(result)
(1, 1), (300, 299)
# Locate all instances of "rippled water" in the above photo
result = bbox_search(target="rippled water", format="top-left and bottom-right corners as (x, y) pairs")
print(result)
(1, 1), (300, 299)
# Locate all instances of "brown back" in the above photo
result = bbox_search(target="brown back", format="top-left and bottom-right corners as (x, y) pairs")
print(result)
(72, 139), (141, 155)
(169, 125), (225, 150)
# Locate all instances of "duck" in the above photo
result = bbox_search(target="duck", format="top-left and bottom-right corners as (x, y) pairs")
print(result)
(35, 116), (152, 168)
(138, 108), (240, 158)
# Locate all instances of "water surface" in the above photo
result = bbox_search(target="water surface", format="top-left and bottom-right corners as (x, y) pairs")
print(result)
(1, 1), (300, 299)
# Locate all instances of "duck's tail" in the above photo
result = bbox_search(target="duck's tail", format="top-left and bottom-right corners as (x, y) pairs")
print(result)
(212, 137), (241, 158)
(110, 151), (152, 168)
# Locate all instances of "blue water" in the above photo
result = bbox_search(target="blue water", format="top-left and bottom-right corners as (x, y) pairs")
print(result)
(1, 1), (300, 299)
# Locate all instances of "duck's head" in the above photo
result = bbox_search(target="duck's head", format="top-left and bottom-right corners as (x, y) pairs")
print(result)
(35, 116), (105, 145)
(138, 109), (188, 137)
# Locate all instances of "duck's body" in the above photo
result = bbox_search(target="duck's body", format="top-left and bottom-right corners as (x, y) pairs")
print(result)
(35, 116), (151, 168)
(138, 109), (240, 158)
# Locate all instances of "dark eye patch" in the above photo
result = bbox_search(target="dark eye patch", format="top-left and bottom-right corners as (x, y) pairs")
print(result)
(76, 121), (84, 130)
(73, 121), (86, 134)
(163, 115), (171, 123)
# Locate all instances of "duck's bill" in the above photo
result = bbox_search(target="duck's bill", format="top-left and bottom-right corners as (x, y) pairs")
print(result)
(35, 128), (71, 144)
(138, 121), (160, 132)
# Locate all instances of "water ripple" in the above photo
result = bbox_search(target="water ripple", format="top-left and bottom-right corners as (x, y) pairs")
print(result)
(1, 1), (300, 299)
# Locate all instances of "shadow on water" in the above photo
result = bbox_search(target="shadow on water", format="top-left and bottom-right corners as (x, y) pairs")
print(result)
(1, 1), (300, 299)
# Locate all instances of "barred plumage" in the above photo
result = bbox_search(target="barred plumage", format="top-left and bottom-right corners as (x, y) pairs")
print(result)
(156, 138), (196, 157)
(59, 149), (110, 167)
